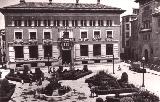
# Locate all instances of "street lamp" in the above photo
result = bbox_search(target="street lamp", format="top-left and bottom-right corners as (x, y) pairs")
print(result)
(47, 53), (50, 73)
(142, 57), (145, 87)
(113, 54), (115, 74)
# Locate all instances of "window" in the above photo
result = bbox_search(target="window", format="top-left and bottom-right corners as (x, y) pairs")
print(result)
(54, 20), (60, 26)
(44, 32), (51, 39)
(72, 20), (78, 26)
(24, 20), (31, 26)
(94, 31), (100, 38)
(106, 44), (113, 55)
(29, 46), (38, 58)
(30, 32), (36, 40)
(90, 20), (96, 26)
(34, 20), (41, 26)
(62, 20), (69, 26)
(126, 24), (129, 30)
(126, 17), (129, 22)
(126, 40), (129, 46)
(14, 46), (24, 58)
(44, 20), (50, 26)
(106, 31), (113, 38)
(93, 44), (101, 56)
(81, 31), (87, 38)
(63, 32), (69, 38)
(80, 45), (88, 56)
(15, 32), (22, 39)
(126, 32), (130, 38)
(44, 45), (52, 58)
(143, 20), (150, 29)
(14, 20), (21, 26)
(106, 20), (112, 26)
(81, 20), (87, 26)
(98, 20), (104, 26)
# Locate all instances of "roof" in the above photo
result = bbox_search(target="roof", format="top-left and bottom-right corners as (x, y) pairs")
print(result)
(0, 2), (125, 14)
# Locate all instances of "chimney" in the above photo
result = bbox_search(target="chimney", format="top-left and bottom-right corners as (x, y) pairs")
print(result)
(97, 0), (100, 4)
(76, 0), (79, 4)
(49, 0), (52, 5)
(20, 0), (25, 4)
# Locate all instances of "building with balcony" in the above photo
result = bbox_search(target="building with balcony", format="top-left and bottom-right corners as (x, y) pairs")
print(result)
(135, 0), (160, 62)
(121, 8), (139, 60)
(0, 0), (124, 68)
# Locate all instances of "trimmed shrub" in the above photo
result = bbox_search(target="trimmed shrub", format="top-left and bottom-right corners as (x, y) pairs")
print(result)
(96, 97), (104, 102)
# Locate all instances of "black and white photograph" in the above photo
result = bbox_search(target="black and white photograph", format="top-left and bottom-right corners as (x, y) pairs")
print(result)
(0, 0), (160, 101)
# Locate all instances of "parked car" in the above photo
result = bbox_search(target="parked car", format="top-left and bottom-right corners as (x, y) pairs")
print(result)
(129, 62), (146, 73)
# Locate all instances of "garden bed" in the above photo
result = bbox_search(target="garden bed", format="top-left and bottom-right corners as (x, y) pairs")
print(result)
(58, 70), (92, 80)
(0, 82), (16, 102)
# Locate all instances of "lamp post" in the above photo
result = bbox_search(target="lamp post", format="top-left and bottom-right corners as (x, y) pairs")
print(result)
(47, 53), (50, 73)
(142, 57), (145, 87)
(113, 54), (115, 74)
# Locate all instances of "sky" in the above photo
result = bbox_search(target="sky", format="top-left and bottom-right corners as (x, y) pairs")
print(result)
(0, 0), (139, 29)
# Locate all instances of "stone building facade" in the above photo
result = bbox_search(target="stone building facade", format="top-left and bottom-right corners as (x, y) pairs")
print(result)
(0, 0), (124, 68)
(135, 0), (160, 62)
(121, 8), (139, 60)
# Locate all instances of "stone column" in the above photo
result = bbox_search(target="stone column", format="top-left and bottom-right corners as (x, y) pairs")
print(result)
(9, 46), (15, 62)
(40, 20), (44, 26)
(50, 20), (54, 26)
(21, 20), (25, 26)
(88, 45), (93, 59)
(24, 45), (29, 61)
(31, 20), (34, 27)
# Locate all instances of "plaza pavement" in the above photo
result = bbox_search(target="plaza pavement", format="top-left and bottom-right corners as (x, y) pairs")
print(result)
(0, 62), (160, 102)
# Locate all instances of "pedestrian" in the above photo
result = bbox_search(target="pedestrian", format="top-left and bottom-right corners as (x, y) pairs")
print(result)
(35, 68), (43, 86)
(118, 65), (121, 71)
(90, 85), (95, 98)
(29, 70), (33, 86)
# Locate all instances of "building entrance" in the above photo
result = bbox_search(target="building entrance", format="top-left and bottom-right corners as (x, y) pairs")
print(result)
(62, 50), (71, 65)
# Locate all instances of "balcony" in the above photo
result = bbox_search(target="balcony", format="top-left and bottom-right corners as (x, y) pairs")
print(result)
(13, 39), (23, 45)
(92, 37), (101, 41)
(58, 38), (75, 42)
(79, 38), (89, 41)
(42, 39), (52, 45)
(105, 38), (113, 41)
(28, 39), (38, 45)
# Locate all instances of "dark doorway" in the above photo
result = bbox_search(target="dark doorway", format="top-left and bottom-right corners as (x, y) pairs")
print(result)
(62, 50), (71, 65)
(144, 49), (148, 62)
(29, 46), (38, 58)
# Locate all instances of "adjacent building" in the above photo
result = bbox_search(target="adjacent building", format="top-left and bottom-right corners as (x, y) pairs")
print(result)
(0, 0), (124, 68)
(121, 8), (139, 60)
(135, 0), (160, 62)
(0, 29), (6, 66)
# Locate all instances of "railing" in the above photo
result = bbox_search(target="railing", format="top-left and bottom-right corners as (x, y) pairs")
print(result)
(42, 39), (52, 45)
(105, 38), (113, 41)
(92, 37), (101, 41)
(58, 38), (75, 42)
(28, 39), (38, 45)
(13, 39), (24, 45)
(79, 38), (89, 41)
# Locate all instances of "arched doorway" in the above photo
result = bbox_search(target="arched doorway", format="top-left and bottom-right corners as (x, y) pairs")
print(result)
(144, 49), (148, 62)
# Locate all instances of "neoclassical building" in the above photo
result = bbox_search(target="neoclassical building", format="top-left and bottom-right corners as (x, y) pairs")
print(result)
(0, 0), (124, 68)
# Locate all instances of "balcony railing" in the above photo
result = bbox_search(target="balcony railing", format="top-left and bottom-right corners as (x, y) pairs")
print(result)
(58, 38), (75, 42)
(92, 37), (101, 41)
(79, 38), (89, 41)
(13, 39), (24, 45)
(105, 38), (113, 41)
(42, 39), (52, 45)
(28, 39), (38, 45)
